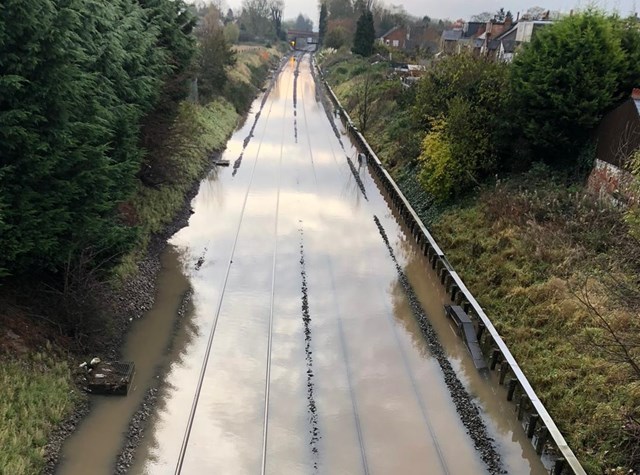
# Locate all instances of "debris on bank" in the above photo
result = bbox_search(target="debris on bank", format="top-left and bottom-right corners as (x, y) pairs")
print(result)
(81, 358), (135, 396)
(214, 158), (230, 167)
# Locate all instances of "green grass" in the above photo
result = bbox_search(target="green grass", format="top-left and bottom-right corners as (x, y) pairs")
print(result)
(431, 171), (640, 472)
(115, 47), (281, 281)
(0, 351), (78, 475)
(113, 98), (239, 280)
(320, 52), (420, 170)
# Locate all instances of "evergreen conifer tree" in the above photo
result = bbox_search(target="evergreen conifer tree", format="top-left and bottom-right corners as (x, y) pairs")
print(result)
(318, 2), (328, 46)
(512, 11), (626, 160)
(352, 10), (375, 56)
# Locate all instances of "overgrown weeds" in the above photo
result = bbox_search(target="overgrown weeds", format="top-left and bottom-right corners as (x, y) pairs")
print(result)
(432, 166), (640, 472)
(0, 347), (77, 475)
(113, 99), (239, 281)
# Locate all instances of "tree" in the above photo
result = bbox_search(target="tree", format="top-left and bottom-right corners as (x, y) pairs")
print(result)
(224, 22), (240, 43)
(470, 11), (493, 22)
(353, 0), (374, 14)
(356, 72), (374, 132)
(512, 11), (626, 162)
(269, 0), (284, 40)
(225, 8), (235, 23)
(413, 54), (513, 199)
(325, 22), (350, 49)
(240, 0), (273, 39)
(0, 0), (198, 278)
(613, 15), (640, 101)
(327, 0), (353, 20)
(0, 0), (175, 275)
(319, 2), (328, 45)
(198, 9), (236, 99)
(524, 6), (547, 20)
(352, 10), (375, 56)
(294, 13), (313, 31)
(505, 10), (513, 23)
(138, 0), (197, 82)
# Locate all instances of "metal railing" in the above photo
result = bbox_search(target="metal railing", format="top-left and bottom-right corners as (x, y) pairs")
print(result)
(314, 57), (586, 475)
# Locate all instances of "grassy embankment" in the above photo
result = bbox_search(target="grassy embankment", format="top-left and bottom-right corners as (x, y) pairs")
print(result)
(116, 45), (282, 278)
(0, 45), (282, 475)
(0, 348), (78, 475)
(320, 51), (640, 472)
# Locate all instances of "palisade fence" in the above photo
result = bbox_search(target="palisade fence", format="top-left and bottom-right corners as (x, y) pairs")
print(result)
(313, 57), (586, 475)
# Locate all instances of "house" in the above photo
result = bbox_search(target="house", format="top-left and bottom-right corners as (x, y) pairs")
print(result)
(478, 17), (513, 58)
(380, 26), (408, 49)
(454, 22), (487, 54)
(588, 89), (640, 204)
(495, 20), (553, 62)
(379, 25), (441, 55)
(439, 21), (489, 56)
(405, 24), (441, 54)
(496, 27), (518, 62)
(463, 21), (486, 38)
(439, 29), (463, 54)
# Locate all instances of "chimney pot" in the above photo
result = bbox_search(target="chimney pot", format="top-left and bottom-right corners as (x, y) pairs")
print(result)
(632, 88), (640, 100)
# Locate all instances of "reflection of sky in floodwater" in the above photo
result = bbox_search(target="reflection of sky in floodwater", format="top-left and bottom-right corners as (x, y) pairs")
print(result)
(60, 54), (548, 475)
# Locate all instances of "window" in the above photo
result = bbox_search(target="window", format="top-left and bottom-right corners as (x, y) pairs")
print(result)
(393, 39), (399, 47)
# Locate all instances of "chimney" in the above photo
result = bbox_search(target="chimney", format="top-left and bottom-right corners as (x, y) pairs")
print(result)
(632, 88), (640, 100)
(505, 13), (513, 28)
(516, 11), (520, 22)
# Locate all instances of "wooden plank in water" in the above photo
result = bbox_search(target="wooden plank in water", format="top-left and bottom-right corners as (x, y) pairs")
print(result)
(444, 305), (488, 370)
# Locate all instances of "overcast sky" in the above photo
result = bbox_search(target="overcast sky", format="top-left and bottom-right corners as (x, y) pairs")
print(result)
(216, 0), (638, 26)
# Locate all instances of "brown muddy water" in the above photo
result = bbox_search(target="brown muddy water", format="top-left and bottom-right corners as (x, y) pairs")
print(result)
(57, 54), (548, 475)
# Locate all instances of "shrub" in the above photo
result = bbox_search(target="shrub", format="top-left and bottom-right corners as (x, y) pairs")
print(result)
(512, 11), (626, 163)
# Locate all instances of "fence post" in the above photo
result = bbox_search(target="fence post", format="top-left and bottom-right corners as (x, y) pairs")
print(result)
(490, 349), (501, 370)
(553, 458), (566, 475)
(499, 361), (509, 385)
(517, 394), (529, 421)
(507, 378), (518, 401)
(535, 427), (548, 455)
(526, 413), (539, 439)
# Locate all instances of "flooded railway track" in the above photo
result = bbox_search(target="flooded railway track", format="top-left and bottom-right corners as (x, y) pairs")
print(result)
(56, 53), (551, 475)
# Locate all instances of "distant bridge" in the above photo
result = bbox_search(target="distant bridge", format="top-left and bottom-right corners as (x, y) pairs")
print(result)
(286, 29), (319, 44)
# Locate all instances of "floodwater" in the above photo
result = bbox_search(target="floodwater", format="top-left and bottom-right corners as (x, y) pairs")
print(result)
(57, 54), (547, 475)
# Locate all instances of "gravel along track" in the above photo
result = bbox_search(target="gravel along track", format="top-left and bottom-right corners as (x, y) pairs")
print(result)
(58, 54), (547, 475)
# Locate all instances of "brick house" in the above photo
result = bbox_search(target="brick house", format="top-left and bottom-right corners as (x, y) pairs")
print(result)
(380, 26), (408, 49)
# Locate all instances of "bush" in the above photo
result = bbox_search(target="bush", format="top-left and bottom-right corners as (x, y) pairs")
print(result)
(0, 0), (195, 277)
(413, 55), (512, 198)
(512, 11), (627, 163)
(325, 26), (350, 49)
(418, 118), (458, 200)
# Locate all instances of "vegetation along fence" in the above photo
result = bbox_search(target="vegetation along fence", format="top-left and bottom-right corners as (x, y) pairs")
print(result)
(313, 57), (586, 475)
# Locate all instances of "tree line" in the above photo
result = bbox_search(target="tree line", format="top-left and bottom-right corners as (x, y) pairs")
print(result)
(0, 0), (198, 278)
(318, 0), (438, 53)
(0, 0), (241, 279)
(411, 11), (640, 200)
